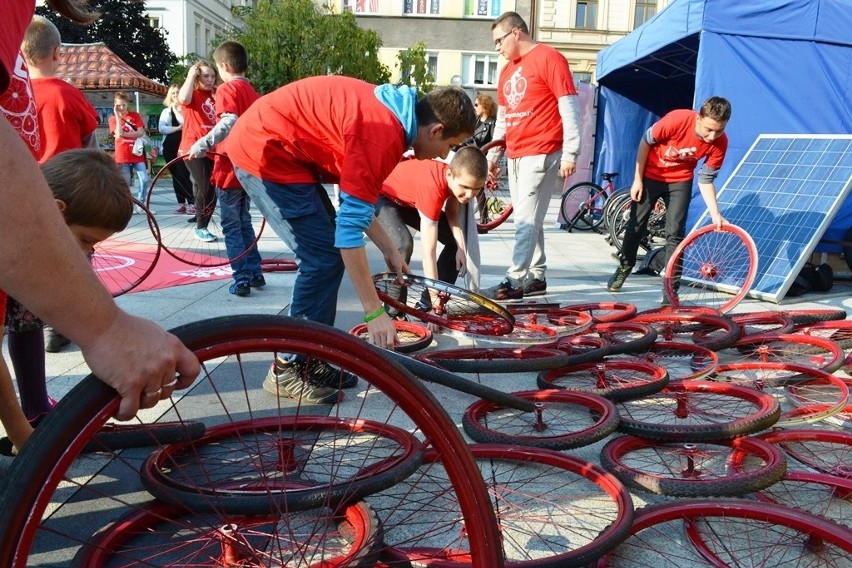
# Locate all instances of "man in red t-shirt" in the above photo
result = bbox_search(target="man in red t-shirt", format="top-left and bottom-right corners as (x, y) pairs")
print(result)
(22, 16), (98, 164)
(377, 146), (487, 286)
(607, 96), (731, 300)
(482, 11), (581, 301)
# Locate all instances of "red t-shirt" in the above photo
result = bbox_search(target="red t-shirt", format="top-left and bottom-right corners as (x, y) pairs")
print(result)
(644, 109), (728, 183)
(497, 43), (576, 159)
(108, 111), (146, 164)
(381, 159), (450, 222)
(179, 88), (216, 155)
(211, 77), (259, 189)
(0, 52), (40, 158)
(32, 77), (99, 163)
(224, 76), (407, 204)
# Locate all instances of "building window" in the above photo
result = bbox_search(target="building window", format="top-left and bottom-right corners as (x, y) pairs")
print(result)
(404, 0), (440, 14)
(634, 0), (657, 29)
(464, 0), (502, 17)
(573, 71), (592, 86)
(462, 53), (499, 87)
(401, 53), (438, 85)
(145, 15), (161, 29)
(575, 0), (598, 29)
(344, 0), (379, 13)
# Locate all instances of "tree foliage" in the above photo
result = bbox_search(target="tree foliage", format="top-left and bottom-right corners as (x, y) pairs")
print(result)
(396, 41), (435, 96)
(229, 0), (390, 94)
(36, 0), (176, 83)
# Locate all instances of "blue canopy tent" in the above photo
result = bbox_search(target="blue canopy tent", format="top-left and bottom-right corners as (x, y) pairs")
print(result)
(594, 0), (852, 250)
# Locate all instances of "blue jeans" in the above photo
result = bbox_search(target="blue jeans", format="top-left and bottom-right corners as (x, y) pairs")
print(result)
(216, 187), (262, 282)
(118, 162), (151, 203)
(235, 168), (344, 327)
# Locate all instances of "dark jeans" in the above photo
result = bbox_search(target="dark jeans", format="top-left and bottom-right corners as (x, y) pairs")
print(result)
(621, 177), (692, 268)
(216, 187), (262, 282)
(185, 156), (215, 229)
(235, 168), (344, 327)
(374, 196), (460, 283)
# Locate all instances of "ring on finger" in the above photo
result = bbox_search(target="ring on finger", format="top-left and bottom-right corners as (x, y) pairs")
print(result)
(143, 387), (162, 398)
(162, 379), (178, 389)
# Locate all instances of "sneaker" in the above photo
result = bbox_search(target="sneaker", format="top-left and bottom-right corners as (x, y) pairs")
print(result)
(263, 361), (343, 404)
(229, 279), (251, 297)
(480, 278), (524, 301)
(522, 278), (547, 297)
(194, 228), (217, 242)
(249, 274), (266, 288)
(607, 264), (633, 292)
(270, 357), (358, 389)
(45, 328), (71, 353)
(187, 215), (198, 223)
(187, 205), (197, 215)
(174, 205), (187, 214)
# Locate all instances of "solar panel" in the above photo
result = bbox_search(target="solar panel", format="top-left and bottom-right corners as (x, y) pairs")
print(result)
(690, 134), (852, 303)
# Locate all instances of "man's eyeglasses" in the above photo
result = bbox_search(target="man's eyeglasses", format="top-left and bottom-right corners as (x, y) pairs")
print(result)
(494, 29), (514, 48)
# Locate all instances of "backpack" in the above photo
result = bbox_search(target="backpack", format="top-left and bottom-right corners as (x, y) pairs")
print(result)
(786, 262), (833, 297)
(634, 246), (667, 276)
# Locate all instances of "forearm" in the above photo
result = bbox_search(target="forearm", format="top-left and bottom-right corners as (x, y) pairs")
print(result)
(193, 114), (236, 151)
(634, 140), (651, 180)
(420, 223), (440, 281)
(0, 122), (119, 349)
(340, 247), (383, 314)
(697, 181), (722, 218)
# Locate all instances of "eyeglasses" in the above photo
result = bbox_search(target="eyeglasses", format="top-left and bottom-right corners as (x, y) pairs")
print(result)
(494, 29), (514, 48)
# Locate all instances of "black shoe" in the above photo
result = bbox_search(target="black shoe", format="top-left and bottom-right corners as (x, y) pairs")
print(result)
(249, 274), (266, 288)
(269, 357), (358, 390)
(263, 361), (343, 404)
(45, 328), (71, 353)
(522, 278), (547, 296)
(607, 264), (633, 292)
(229, 279), (251, 297)
(480, 278), (524, 301)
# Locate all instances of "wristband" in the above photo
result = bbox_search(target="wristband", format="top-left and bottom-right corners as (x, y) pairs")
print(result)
(363, 306), (385, 323)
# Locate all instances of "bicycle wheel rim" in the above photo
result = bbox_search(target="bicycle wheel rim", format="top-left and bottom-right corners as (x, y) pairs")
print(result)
(0, 315), (504, 567)
(476, 140), (512, 233)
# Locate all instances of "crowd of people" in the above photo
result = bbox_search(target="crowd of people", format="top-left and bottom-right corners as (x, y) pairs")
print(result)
(0, 3), (731, 461)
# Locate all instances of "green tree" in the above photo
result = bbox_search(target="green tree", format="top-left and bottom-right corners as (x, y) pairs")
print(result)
(230, 0), (390, 94)
(36, 0), (177, 83)
(396, 41), (435, 96)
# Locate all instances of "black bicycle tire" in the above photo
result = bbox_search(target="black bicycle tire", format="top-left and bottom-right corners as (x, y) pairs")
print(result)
(537, 359), (670, 402)
(748, 308), (848, 326)
(85, 420), (206, 452)
(139, 416), (423, 515)
(561, 182), (605, 231)
(589, 321), (658, 355)
(0, 315), (505, 567)
(418, 346), (572, 374)
(633, 311), (741, 352)
(602, 187), (631, 232)
(600, 435), (787, 497)
(616, 380), (781, 442)
(462, 390), (620, 450)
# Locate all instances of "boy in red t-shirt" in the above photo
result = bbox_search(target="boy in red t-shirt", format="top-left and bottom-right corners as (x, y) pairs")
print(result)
(607, 96), (731, 300)
(377, 146), (487, 286)
(188, 41), (262, 297)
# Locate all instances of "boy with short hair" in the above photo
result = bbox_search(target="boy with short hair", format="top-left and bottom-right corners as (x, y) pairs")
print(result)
(188, 40), (262, 297)
(0, 148), (134, 455)
(377, 145), (487, 286)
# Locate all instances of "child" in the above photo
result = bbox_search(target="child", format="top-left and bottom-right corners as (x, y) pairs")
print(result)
(0, 148), (133, 455)
(377, 145), (487, 286)
(188, 41), (262, 297)
(178, 59), (217, 243)
(108, 92), (150, 210)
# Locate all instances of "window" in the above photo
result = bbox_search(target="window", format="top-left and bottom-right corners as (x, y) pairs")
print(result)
(344, 0), (379, 13)
(461, 53), (499, 87)
(573, 71), (592, 86)
(145, 15), (161, 29)
(404, 0), (440, 14)
(575, 0), (598, 29)
(634, 0), (657, 29)
(464, 0), (501, 17)
(400, 52), (438, 85)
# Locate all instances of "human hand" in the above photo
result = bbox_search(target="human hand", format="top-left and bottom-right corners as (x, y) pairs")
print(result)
(711, 212), (727, 230)
(630, 180), (644, 202)
(366, 313), (397, 350)
(80, 311), (200, 421)
(559, 159), (576, 178)
(455, 250), (467, 278)
(188, 143), (206, 159)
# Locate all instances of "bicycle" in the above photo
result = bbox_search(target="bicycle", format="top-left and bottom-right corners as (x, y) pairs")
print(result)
(476, 139), (513, 233)
(560, 172), (630, 233)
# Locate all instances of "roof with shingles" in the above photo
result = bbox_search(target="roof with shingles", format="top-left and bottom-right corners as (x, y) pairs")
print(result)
(56, 42), (167, 97)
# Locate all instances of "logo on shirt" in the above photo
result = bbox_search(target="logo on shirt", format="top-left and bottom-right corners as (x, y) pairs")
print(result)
(503, 67), (527, 110)
(202, 95), (216, 124)
(659, 145), (698, 168)
(0, 53), (40, 155)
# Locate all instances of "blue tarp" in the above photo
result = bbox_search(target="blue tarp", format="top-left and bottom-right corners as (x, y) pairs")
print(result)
(594, 0), (852, 251)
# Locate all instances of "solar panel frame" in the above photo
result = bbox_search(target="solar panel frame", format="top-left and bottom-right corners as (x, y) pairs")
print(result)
(690, 134), (852, 303)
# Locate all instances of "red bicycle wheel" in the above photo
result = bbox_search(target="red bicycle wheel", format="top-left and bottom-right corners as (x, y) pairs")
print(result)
(624, 341), (719, 382)
(73, 499), (383, 566)
(93, 198), (161, 296)
(147, 153), (266, 267)
(633, 311), (741, 351)
(462, 389), (620, 450)
(537, 359), (669, 402)
(596, 499), (852, 567)
(260, 257), (298, 272)
(758, 428), (852, 478)
(722, 333), (845, 373)
(377, 444), (634, 567)
(476, 139), (512, 233)
(616, 380), (781, 442)
(349, 319), (433, 353)
(730, 311), (795, 338)
(600, 435), (786, 497)
(555, 302), (638, 323)
(0, 316), (504, 567)
(374, 272), (514, 337)
(754, 470), (852, 529)
(664, 224), (758, 313)
(587, 321), (658, 355)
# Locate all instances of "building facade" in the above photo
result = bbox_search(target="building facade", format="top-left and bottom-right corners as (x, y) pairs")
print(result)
(143, 0), (253, 59)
